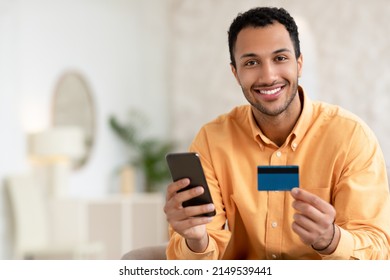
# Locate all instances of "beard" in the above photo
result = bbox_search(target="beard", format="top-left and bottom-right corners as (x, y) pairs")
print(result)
(242, 80), (299, 117)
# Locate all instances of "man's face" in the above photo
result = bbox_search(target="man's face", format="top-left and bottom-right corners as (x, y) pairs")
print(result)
(231, 23), (303, 117)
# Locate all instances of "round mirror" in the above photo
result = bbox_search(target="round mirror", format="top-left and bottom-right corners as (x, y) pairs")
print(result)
(51, 71), (95, 169)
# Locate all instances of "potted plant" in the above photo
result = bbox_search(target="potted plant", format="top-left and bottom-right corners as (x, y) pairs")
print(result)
(109, 111), (175, 192)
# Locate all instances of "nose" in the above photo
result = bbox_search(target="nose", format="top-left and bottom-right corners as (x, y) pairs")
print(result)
(259, 61), (277, 85)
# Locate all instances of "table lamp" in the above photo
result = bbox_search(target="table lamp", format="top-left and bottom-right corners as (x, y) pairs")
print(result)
(27, 126), (85, 197)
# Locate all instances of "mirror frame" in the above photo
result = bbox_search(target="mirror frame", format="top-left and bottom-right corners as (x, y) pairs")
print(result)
(51, 71), (96, 169)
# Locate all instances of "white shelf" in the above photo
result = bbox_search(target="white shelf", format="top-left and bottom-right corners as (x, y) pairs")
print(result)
(49, 193), (168, 259)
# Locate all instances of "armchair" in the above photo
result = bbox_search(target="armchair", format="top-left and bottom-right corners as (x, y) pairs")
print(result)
(121, 244), (167, 260)
(5, 173), (104, 259)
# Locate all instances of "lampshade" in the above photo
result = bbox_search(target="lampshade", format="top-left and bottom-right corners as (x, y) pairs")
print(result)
(28, 126), (85, 161)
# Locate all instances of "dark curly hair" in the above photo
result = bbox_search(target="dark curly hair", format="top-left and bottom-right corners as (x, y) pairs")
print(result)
(228, 7), (301, 67)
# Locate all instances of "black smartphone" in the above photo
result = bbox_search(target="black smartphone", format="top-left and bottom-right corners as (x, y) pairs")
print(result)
(166, 152), (216, 217)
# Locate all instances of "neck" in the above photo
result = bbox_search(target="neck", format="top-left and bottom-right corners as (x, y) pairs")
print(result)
(253, 92), (302, 147)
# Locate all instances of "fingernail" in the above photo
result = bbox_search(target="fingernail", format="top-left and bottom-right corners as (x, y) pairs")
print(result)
(195, 186), (204, 194)
(291, 201), (297, 209)
(291, 187), (299, 195)
(207, 204), (215, 211)
(181, 178), (189, 186)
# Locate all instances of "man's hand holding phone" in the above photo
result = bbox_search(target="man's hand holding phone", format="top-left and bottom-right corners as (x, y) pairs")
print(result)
(164, 178), (214, 253)
(164, 152), (216, 253)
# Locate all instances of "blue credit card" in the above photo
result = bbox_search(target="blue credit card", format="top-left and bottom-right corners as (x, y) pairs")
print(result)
(257, 165), (299, 191)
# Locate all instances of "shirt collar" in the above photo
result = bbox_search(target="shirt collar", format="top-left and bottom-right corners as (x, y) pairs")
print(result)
(248, 85), (314, 151)
(291, 86), (314, 150)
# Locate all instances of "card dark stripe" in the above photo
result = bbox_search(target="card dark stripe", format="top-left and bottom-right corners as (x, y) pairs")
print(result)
(257, 166), (299, 174)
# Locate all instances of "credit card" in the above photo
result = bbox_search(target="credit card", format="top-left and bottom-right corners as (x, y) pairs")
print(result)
(257, 165), (299, 191)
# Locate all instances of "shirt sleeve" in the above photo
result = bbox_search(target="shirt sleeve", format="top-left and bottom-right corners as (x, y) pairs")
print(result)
(166, 228), (231, 260)
(165, 127), (231, 260)
(321, 123), (390, 260)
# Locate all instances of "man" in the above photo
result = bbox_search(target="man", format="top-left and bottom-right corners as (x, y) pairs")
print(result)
(164, 7), (390, 259)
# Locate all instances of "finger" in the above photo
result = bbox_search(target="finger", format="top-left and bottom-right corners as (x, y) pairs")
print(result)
(171, 216), (213, 236)
(166, 203), (215, 223)
(292, 211), (329, 241)
(182, 203), (215, 218)
(293, 212), (318, 232)
(292, 199), (335, 230)
(291, 221), (315, 245)
(291, 190), (336, 231)
(166, 178), (190, 200)
(164, 186), (210, 221)
(173, 186), (205, 208)
(292, 199), (323, 222)
(291, 188), (333, 214)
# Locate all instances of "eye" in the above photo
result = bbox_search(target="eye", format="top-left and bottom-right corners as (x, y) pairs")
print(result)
(275, 56), (288, 62)
(244, 60), (258, 67)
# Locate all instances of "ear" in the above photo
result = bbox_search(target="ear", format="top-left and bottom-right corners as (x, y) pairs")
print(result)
(230, 63), (240, 85)
(297, 54), (303, 78)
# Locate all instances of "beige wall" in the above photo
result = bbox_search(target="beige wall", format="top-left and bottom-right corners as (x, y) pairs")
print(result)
(168, 0), (390, 176)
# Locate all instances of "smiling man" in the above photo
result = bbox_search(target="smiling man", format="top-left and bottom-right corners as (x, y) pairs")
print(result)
(164, 7), (390, 259)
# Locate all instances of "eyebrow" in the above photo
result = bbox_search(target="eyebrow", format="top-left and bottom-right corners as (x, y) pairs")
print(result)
(239, 48), (293, 60)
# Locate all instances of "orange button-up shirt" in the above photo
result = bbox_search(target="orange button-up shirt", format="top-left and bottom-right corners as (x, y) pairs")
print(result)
(166, 87), (390, 260)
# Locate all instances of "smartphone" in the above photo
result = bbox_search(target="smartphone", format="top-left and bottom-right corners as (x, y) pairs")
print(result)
(166, 152), (216, 217)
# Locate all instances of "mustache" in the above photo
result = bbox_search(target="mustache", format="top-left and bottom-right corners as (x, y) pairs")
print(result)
(252, 81), (284, 88)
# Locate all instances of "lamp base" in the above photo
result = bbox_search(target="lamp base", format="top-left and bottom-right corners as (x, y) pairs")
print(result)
(32, 160), (71, 198)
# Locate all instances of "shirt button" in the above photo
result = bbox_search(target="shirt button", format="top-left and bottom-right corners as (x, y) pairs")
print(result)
(276, 151), (282, 157)
(271, 222), (278, 228)
(292, 142), (298, 149)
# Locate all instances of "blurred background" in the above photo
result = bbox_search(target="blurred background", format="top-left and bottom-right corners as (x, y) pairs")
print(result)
(0, 0), (389, 259)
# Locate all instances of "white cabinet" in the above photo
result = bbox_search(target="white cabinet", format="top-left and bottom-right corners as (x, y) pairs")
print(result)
(86, 193), (168, 259)
(49, 193), (168, 259)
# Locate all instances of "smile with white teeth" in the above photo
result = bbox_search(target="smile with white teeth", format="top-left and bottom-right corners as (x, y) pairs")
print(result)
(258, 87), (282, 95)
